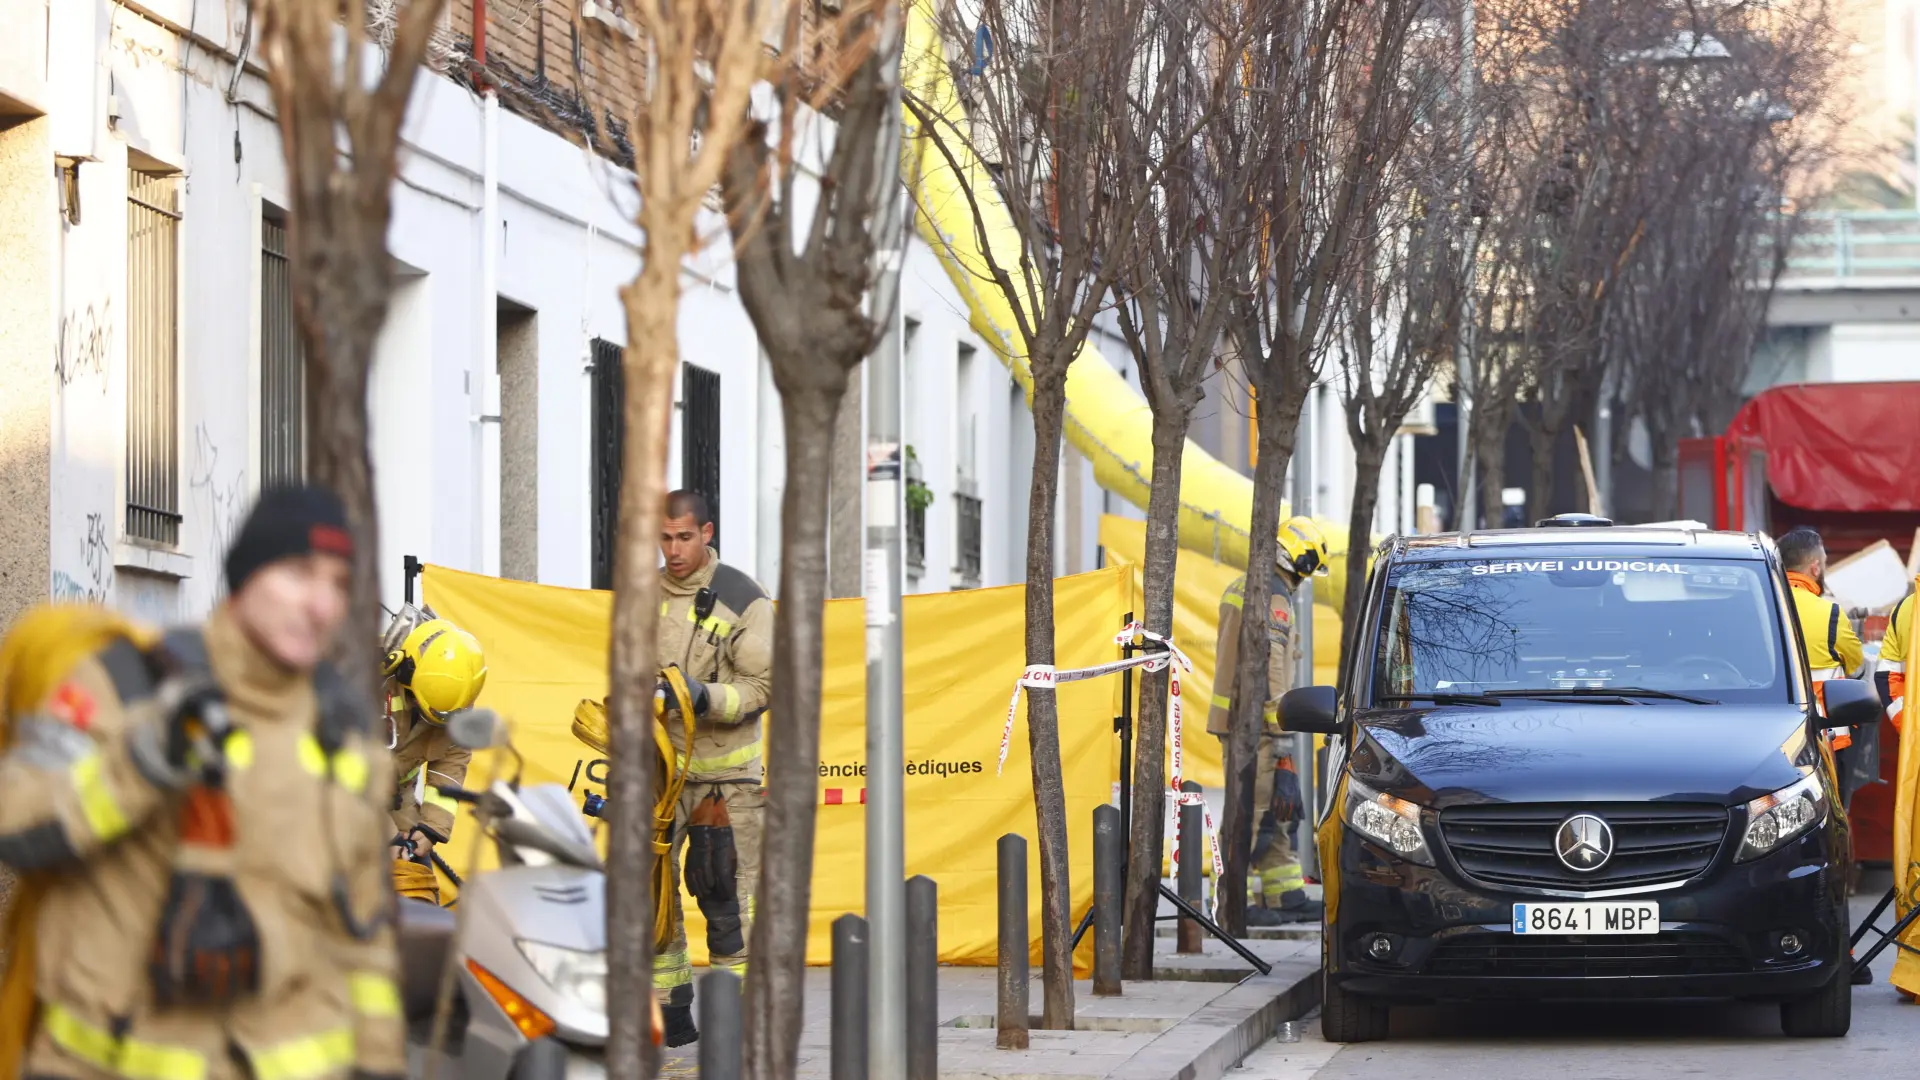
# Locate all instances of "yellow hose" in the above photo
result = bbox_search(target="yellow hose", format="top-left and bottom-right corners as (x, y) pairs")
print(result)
(572, 669), (697, 952)
(900, 2), (1364, 604)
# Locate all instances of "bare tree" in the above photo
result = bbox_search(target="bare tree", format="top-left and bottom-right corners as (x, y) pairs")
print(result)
(1212, 0), (1432, 943)
(256, 0), (446, 688)
(1109, 0), (1278, 968)
(1335, 11), (1479, 667)
(721, 3), (901, 1074)
(908, 0), (1172, 1020)
(593, 0), (767, 1075)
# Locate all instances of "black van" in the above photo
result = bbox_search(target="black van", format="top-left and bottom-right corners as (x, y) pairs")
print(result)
(1282, 517), (1880, 1042)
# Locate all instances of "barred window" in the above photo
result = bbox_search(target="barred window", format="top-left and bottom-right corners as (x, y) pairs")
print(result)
(261, 215), (305, 485)
(954, 486), (983, 589)
(681, 362), (722, 554)
(126, 169), (182, 545)
(590, 338), (625, 590)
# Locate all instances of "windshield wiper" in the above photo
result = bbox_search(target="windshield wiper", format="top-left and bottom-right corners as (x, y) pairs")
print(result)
(1485, 687), (1715, 706)
(1374, 692), (1503, 707)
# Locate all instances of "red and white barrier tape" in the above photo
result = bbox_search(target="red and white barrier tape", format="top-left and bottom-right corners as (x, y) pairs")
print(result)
(1167, 790), (1226, 922)
(997, 622), (1195, 776)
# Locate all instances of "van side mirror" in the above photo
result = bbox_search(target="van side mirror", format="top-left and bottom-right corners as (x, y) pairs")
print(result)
(1820, 678), (1881, 733)
(447, 708), (509, 751)
(1278, 685), (1341, 734)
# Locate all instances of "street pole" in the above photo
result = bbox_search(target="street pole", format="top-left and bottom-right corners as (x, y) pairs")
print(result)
(865, 5), (909, 1075)
(1292, 389), (1318, 882)
(1454, 0), (1478, 530)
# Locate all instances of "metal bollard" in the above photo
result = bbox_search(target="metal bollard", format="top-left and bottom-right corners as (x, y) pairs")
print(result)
(996, 833), (1030, 1050)
(832, 914), (870, 1080)
(697, 970), (743, 1080)
(1177, 780), (1204, 955)
(1092, 804), (1123, 995)
(906, 875), (939, 1080)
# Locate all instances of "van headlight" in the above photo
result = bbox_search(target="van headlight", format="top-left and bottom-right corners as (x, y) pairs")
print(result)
(1736, 773), (1826, 862)
(517, 939), (608, 1015)
(1343, 777), (1433, 865)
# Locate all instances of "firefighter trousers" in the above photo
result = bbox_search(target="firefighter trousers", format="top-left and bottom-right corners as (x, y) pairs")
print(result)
(653, 781), (764, 1005)
(1244, 735), (1304, 907)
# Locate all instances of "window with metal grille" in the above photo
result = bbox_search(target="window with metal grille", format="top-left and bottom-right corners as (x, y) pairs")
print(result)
(681, 362), (721, 553)
(261, 216), (304, 485)
(126, 169), (182, 546)
(954, 487), (983, 588)
(590, 338), (625, 590)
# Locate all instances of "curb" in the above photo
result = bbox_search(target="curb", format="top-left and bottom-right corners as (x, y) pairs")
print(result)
(1109, 957), (1322, 1080)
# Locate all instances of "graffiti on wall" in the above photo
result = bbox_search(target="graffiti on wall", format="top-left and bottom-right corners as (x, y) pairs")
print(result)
(51, 511), (117, 604)
(55, 300), (111, 392)
(190, 423), (247, 593)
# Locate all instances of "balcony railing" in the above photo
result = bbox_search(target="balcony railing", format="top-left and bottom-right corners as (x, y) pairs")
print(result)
(1778, 211), (1920, 279)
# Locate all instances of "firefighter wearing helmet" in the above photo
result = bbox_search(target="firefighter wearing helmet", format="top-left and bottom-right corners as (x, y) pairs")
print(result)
(381, 605), (487, 902)
(1207, 515), (1330, 924)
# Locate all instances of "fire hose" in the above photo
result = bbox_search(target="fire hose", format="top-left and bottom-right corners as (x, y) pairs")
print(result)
(571, 665), (698, 951)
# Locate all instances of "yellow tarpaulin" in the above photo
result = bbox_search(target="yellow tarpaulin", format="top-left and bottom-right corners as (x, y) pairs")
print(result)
(422, 563), (1126, 970)
(1893, 576), (1920, 998)
(1097, 514), (1343, 793)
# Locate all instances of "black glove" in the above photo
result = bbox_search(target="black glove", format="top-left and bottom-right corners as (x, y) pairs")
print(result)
(683, 791), (737, 903)
(659, 675), (712, 718)
(1269, 758), (1304, 822)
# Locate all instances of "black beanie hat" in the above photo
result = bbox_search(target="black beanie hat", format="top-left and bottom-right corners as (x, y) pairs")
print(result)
(224, 485), (356, 594)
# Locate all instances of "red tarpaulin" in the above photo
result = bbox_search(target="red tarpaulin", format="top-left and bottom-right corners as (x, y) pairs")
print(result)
(1728, 382), (1920, 512)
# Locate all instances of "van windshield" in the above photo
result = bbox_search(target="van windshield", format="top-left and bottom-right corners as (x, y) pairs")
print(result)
(1371, 556), (1788, 705)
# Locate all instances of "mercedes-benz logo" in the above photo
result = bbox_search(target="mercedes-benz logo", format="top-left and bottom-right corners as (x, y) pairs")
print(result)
(1555, 814), (1613, 873)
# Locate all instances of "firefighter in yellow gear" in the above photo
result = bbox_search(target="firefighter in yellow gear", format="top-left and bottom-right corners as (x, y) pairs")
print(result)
(379, 607), (487, 904)
(1779, 529), (1863, 743)
(1208, 516), (1329, 924)
(0, 486), (401, 1080)
(653, 491), (774, 1047)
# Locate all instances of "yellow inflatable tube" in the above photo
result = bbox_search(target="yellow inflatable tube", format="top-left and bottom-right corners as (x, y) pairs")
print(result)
(900, 2), (1361, 605)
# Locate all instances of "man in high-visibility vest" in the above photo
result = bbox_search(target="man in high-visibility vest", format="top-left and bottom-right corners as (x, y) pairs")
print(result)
(1779, 527), (1863, 747)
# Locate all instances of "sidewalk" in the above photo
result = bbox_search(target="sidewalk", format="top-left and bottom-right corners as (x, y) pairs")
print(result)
(660, 932), (1320, 1079)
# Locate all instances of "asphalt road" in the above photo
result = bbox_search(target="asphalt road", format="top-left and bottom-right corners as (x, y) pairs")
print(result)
(1231, 889), (1916, 1080)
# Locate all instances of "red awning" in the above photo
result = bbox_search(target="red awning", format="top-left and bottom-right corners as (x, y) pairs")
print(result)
(1727, 382), (1920, 512)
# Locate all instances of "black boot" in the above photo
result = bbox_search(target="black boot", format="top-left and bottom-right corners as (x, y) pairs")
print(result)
(1246, 905), (1287, 927)
(1852, 957), (1872, 986)
(1275, 889), (1325, 923)
(663, 1003), (700, 1047)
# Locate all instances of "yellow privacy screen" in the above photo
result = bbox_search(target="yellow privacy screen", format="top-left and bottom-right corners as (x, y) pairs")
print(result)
(422, 563), (1125, 969)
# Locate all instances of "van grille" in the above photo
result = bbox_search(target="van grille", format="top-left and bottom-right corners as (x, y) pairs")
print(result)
(1426, 933), (1746, 978)
(1439, 803), (1728, 891)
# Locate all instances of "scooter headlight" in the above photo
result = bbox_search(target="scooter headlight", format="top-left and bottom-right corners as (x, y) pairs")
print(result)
(1342, 776), (1433, 866)
(517, 939), (608, 1016)
(1736, 772), (1826, 862)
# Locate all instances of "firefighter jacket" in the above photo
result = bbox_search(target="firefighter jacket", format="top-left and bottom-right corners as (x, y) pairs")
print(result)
(1787, 571), (1863, 680)
(1206, 572), (1300, 738)
(659, 549), (774, 784)
(0, 606), (403, 1080)
(387, 694), (471, 841)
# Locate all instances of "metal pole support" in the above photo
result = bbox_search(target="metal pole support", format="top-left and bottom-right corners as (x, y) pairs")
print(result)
(906, 876), (939, 1080)
(697, 970), (742, 1080)
(832, 914), (870, 1080)
(996, 833), (1030, 1049)
(1092, 804), (1123, 996)
(1177, 780), (1204, 955)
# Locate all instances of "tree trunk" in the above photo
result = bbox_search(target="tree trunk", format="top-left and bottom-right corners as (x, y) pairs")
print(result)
(606, 249), (689, 1080)
(827, 374), (864, 597)
(1526, 424), (1556, 526)
(1220, 377), (1304, 939)
(1339, 441), (1386, 677)
(304, 292), (385, 694)
(1121, 406), (1194, 978)
(744, 379), (845, 1079)
(1023, 361), (1076, 1029)
(1477, 426), (1508, 532)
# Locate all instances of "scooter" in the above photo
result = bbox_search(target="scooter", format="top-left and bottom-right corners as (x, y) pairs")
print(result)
(399, 709), (645, 1080)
